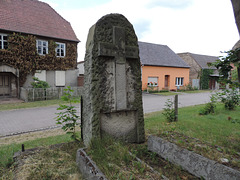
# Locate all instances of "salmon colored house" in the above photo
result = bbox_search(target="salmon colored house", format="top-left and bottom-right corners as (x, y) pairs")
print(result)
(139, 42), (190, 91)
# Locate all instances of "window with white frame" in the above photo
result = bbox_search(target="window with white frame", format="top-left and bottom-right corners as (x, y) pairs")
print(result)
(148, 77), (158, 86)
(56, 42), (65, 57)
(36, 40), (48, 55)
(0, 34), (8, 49)
(175, 77), (184, 86)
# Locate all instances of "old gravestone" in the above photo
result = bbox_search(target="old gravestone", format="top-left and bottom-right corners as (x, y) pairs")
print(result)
(82, 13), (145, 146)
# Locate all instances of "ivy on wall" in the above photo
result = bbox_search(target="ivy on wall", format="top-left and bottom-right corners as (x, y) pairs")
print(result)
(200, 69), (213, 89)
(0, 33), (77, 86)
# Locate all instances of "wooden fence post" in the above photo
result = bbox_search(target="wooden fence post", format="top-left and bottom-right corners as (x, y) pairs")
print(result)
(174, 95), (178, 121)
(81, 95), (83, 140)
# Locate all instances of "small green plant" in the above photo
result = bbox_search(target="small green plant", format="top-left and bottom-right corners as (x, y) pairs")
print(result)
(184, 83), (194, 91)
(56, 86), (80, 141)
(199, 94), (216, 115)
(228, 116), (240, 124)
(216, 88), (240, 110)
(162, 99), (176, 122)
(31, 77), (50, 88)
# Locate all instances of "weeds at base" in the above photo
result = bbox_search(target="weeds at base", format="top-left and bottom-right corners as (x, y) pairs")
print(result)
(87, 135), (199, 180)
(129, 143), (199, 180)
(1, 141), (84, 180)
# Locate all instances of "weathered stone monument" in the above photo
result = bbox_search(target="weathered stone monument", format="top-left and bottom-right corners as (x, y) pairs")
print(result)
(82, 13), (145, 146)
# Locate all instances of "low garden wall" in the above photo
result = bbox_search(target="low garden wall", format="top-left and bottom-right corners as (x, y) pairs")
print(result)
(148, 135), (240, 180)
(20, 87), (83, 102)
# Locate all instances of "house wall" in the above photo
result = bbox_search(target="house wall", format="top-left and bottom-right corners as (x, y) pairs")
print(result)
(178, 53), (201, 83)
(0, 30), (78, 87)
(77, 62), (84, 75)
(46, 71), (55, 86)
(142, 66), (189, 90)
(23, 69), (78, 88)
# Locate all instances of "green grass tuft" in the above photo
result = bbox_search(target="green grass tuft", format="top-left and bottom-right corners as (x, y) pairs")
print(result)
(0, 133), (73, 177)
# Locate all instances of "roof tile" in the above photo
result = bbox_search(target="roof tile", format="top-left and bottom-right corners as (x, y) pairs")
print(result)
(139, 41), (190, 68)
(178, 52), (218, 69)
(0, 0), (79, 42)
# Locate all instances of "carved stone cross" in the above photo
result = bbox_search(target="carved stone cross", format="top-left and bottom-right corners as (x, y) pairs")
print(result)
(98, 26), (138, 111)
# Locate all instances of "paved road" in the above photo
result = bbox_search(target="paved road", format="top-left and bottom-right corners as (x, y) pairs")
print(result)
(0, 92), (212, 137)
(143, 92), (212, 113)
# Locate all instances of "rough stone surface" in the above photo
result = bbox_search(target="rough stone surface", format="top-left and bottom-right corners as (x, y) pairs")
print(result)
(148, 135), (240, 180)
(231, 0), (240, 35)
(82, 13), (144, 146)
(76, 148), (107, 180)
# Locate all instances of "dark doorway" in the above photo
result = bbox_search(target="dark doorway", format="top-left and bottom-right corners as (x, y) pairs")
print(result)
(209, 78), (216, 90)
(165, 75), (170, 89)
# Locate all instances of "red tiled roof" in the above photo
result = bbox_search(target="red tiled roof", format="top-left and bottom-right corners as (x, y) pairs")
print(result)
(0, 0), (79, 42)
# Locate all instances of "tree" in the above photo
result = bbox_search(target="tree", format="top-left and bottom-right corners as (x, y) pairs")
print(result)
(211, 48), (240, 87)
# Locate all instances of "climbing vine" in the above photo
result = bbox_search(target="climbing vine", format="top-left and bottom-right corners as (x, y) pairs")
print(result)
(0, 33), (77, 86)
(200, 69), (213, 89)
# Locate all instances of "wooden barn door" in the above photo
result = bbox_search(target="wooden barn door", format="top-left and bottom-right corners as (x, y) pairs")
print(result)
(0, 74), (11, 96)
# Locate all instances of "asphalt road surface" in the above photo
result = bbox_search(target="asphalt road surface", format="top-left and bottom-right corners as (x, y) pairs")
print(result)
(0, 92), (212, 137)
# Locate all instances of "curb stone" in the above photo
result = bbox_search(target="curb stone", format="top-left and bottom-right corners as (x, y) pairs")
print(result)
(148, 135), (240, 180)
(0, 125), (61, 138)
(76, 148), (107, 180)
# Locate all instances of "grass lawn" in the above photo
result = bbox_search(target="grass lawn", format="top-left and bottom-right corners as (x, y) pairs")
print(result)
(145, 103), (240, 171)
(145, 104), (240, 151)
(1, 103), (239, 179)
(152, 89), (211, 96)
(0, 99), (63, 111)
(153, 91), (179, 96)
(179, 89), (211, 94)
(0, 98), (81, 111)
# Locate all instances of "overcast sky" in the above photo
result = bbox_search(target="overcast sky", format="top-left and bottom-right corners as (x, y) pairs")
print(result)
(41, 0), (239, 61)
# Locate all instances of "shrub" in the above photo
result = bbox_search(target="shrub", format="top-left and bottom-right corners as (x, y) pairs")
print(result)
(199, 94), (216, 115)
(162, 99), (176, 122)
(199, 102), (216, 115)
(216, 88), (240, 110)
(159, 89), (169, 93)
(185, 83), (194, 91)
(31, 77), (50, 88)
